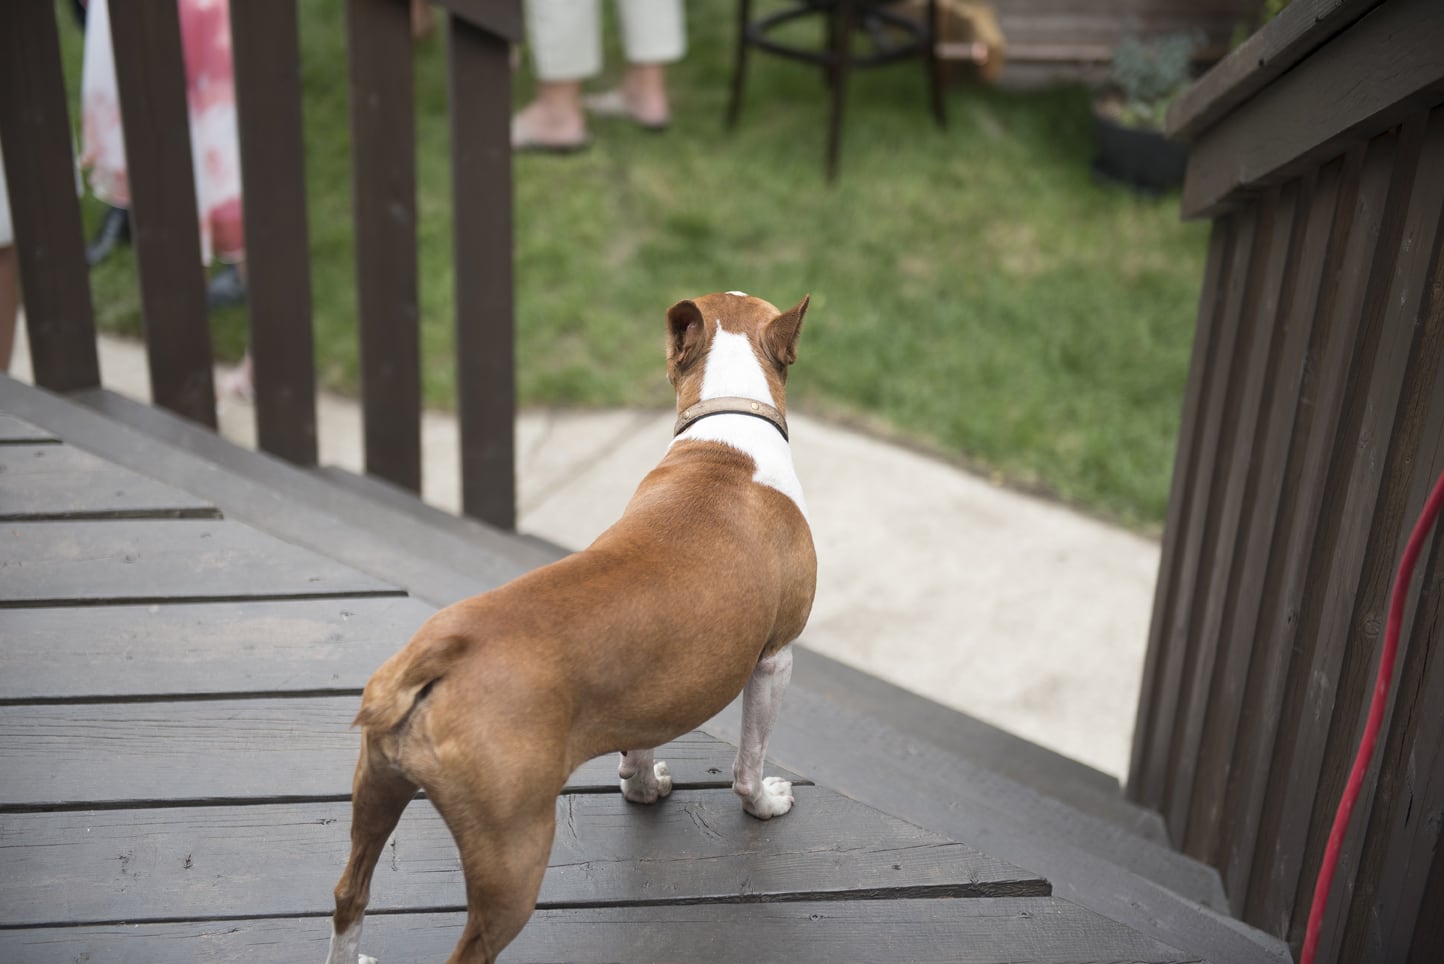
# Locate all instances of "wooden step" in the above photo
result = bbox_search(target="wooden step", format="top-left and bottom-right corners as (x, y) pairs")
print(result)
(788, 645), (1173, 845)
(705, 685), (1291, 964)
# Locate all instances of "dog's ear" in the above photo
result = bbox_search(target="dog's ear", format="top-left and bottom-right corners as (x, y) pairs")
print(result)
(762, 294), (809, 369)
(666, 299), (706, 377)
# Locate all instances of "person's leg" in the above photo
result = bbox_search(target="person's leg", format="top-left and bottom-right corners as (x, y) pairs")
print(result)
(513, 0), (601, 148)
(612, 0), (685, 126)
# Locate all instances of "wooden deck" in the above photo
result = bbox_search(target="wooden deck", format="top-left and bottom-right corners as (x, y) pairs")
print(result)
(0, 377), (1216, 962)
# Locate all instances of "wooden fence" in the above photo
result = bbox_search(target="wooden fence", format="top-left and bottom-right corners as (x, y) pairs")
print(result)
(0, 0), (520, 529)
(1127, 1), (1444, 961)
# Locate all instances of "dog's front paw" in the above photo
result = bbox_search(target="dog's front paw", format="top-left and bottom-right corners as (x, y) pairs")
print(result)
(620, 760), (673, 804)
(359, 955), (378, 964)
(741, 776), (794, 819)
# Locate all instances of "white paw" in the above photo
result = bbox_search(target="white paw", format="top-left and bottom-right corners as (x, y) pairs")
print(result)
(360, 956), (378, 964)
(742, 776), (794, 819)
(620, 760), (673, 804)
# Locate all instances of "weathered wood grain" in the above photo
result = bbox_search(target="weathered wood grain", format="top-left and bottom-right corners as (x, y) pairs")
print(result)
(1179, 0), (1444, 218)
(0, 597), (434, 700)
(0, 898), (1199, 964)
(1128, 219), (1233, 808)
(0, 519), (396, 606)
(0, 788), (1039, 928)
(0, 704), (773, 808)
(1164, 189), (1284, 840)
(0, 413), (57, 444)
(0, 444), (216, 521)
(1248, 124), (1418, 939)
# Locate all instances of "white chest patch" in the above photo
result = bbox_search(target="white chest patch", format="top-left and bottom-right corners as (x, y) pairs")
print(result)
(670, 326), (808, 520)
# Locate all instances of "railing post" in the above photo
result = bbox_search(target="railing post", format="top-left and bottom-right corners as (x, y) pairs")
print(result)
(108, 0), (217, 428)
(231, 0), (319, 467)
(0, 3), (100, 392)
(447, 8), (519, 530)
(346, 0), (422, 493)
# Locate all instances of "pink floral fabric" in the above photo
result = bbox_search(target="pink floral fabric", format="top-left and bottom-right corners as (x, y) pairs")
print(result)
(82, 0), (245, 263)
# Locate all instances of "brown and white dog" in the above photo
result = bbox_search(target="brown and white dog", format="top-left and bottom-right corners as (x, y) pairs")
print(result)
(326, 291), (817, 963)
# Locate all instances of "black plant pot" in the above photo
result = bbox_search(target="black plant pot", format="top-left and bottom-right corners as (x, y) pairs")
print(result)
(1091, 105), (1187, 195)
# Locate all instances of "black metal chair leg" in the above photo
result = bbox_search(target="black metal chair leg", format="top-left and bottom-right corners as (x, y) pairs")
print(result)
(926, 0), (946, 128)
(726, 0), (754, 129)
(826, 0), (855, 182)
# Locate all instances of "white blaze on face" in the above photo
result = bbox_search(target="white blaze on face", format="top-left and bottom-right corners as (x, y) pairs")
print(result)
(726, 290), (748, 297)
(672, 323), (808, 519)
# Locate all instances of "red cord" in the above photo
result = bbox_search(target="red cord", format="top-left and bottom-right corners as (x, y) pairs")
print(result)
(1301, 466), (1444, 964)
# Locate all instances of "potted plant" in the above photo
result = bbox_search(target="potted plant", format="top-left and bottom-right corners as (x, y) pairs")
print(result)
(1091, 31), (1201, 194)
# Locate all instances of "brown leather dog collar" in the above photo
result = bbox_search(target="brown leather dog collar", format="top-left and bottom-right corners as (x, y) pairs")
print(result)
(673, 396), (789, 442)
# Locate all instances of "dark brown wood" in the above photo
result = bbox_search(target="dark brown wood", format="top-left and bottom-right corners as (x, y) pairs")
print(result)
(433, 0), (523, 40)
(346, 0), (422, 493)
(1180, 0), (1444, 218)
(0, 788), (1039, 927)
(1167, 0), (1382, 140)
(0, 703), (776, 808)
(106, 2), (217, 428)
(0, 899), (1201, 964)
(1303, 115), (1444, 961)
(1213, 148), (1367, 917)
(0, 596), (435, 701)
(1185, 172), (1320, 861)
(1247, 124), (1419, 939)
(1127, 220), (1232, 806)
(0, 519), (396, 606)
(1139, 209), (1256, 819)
(448, 14), (516, 528)
(0, 5), (100, 393)
(0, 413), (57, 444)
(0, 444), (216, 521)
(230, 0), (318, 466)
(1164, 190), (1285, 841)
(1337, 195), (1444, 961)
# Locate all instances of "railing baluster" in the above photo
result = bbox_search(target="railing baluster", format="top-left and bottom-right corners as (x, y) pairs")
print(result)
(447, 11), (518, 529)
(346, 0), (421, 493)
(0, 3), (100, 392)
(231, 0), (318, 466)
(108, 0), (216, 428)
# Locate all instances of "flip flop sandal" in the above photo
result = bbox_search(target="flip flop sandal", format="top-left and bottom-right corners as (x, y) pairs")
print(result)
(582, 89), (670, 132)
(511, 113), (591, 154)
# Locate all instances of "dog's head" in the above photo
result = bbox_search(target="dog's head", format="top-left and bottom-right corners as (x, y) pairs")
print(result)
(665, 291), (810, 416)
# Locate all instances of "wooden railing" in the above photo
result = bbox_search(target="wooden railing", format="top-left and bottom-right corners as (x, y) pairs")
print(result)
(0, 0), (519, 529)
(1128, 1), (1444, 961)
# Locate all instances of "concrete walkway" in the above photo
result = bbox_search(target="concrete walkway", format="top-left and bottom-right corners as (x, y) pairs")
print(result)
(13, 329), (1160, 779)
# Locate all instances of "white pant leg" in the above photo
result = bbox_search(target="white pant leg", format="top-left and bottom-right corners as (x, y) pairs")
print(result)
(616, 0), (686, 65)
(526, 0), (603, 82)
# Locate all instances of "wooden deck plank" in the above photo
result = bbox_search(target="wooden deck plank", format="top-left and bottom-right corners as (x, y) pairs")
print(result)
(0, 519), (397, 606)
(0, 444), (216, 521)
(0, 789), (1042, 928)
(0, 597), (434, 701)
(0, 703), (774, 807)
(0, 898), (1199, 964)
(0, 413), (56, 444)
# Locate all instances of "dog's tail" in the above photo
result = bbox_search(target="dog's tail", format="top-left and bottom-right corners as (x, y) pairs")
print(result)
(353, 631), (470, 732)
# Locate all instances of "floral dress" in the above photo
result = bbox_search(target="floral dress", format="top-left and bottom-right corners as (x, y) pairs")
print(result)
(81, 0), (244, 264)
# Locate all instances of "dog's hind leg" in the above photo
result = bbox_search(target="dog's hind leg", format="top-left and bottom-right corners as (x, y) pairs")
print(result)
(618, 748), (673, 803)
(326, 735), (418, 964)
(436, 790), (559, 963)
(732, 645), (795, 819)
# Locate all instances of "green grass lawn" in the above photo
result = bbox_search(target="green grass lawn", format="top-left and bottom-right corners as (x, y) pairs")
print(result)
(60, 0), (1206, 531)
